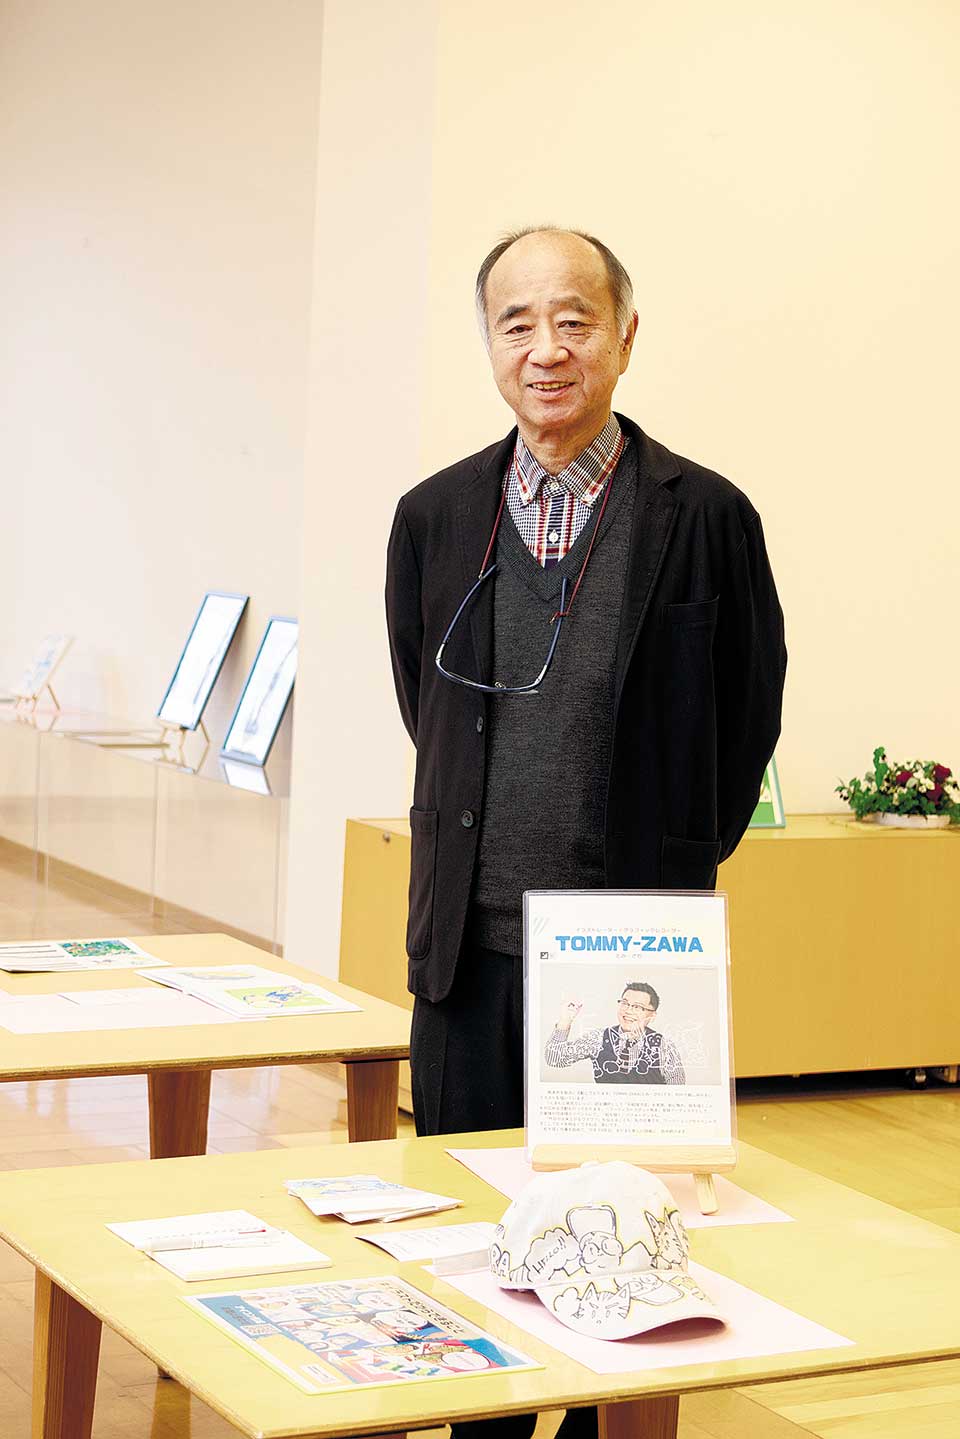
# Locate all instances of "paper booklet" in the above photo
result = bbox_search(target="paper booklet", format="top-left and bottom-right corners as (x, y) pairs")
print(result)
(185, 1275), (539, 1393)
(0, 937), (163, 973)
(285, 1175), (462, 1224)
(107, 1209), (331, 1282)
(356, 1220), (497, 1272)
(138, 964), (362, 1019)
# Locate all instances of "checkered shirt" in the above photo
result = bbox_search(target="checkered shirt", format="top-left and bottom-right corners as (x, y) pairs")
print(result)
(504, 415), (626, 568)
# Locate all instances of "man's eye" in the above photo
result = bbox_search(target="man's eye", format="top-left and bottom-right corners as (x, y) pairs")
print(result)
(559, 320), (584, 329)
(506, 325), (531, 336)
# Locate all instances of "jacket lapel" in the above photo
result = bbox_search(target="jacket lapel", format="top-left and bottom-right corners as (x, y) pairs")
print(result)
(613, 417), (681, 697)
(455, 429), (516, 686)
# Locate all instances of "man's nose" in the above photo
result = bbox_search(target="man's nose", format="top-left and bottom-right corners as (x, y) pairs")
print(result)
(528, 327), (569, 366)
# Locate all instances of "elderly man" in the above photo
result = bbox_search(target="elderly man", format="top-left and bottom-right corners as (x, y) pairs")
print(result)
(386, 227), (785, 1435)
(546, 982), (685, 1084)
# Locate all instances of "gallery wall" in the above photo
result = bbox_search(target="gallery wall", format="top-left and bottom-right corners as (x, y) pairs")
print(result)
(0, 0), (322, 743)
(283, 0), (436, 969)
(421, 0), (960, 814)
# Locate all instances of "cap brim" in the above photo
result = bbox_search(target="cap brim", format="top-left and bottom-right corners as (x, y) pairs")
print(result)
(533, 1269), (724, 1340)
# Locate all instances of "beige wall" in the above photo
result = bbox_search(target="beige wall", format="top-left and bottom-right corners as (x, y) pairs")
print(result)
(422, 0), (960, 813)
(283, 0), (437, 971)
(0, 0), (322, 742)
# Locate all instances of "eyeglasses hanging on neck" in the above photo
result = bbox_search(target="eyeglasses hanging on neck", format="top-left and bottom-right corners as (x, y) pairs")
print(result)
(434, 468), (615, 696)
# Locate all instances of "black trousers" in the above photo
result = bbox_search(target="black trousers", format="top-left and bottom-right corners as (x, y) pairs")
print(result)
(411, 940), (597, 1439)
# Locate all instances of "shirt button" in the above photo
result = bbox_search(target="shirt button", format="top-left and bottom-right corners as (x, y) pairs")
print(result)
(476, 716), (484, 734)
(549, 480), (560, 493)
(460, 809), (475, 828)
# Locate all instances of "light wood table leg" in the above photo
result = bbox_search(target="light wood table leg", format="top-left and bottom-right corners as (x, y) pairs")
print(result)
(599, 1394), (679, 1439)
(345, 1059), (399, 1141)
(148, 1068), (212, 1158)
(32, 1272), (102, 1439)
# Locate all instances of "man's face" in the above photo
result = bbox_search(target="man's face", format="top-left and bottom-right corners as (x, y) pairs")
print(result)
(484, 231), (636, 453)
(617, 990), (655, 1034)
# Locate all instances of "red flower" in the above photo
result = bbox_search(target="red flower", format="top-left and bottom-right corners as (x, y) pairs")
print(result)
(929, 783), (944, 804)
(934, 764), (951, 783)
(895, 770), (912, 786)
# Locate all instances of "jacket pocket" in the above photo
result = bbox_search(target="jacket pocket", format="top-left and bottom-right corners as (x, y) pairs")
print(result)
(663, 595), (719, 628)
(660, 834), (721, 890)
(406, 808), (439, 960)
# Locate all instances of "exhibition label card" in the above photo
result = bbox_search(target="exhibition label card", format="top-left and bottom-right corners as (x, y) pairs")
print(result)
(525, 891), (733, 1153)
(185, 1275), (539, 1392)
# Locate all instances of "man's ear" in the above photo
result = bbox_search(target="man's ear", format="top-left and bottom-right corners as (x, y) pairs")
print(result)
(619, 311), (639, 373)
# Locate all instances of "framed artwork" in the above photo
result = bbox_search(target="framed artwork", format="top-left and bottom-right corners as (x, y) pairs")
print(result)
(220, 617), (297, 766)
(219, 757), (272, 795)
(14, 635), (73, 701)
(749, 756), (785, 828)
(157, 592), (248, 731)
(524, 890), (735, 1159)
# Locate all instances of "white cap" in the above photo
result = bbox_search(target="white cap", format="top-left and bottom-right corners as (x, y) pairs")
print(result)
(490, 1161), (723, 1340)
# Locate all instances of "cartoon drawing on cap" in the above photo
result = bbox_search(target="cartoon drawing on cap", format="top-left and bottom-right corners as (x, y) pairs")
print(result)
(552, 1280), (632, 1327)
(645, 1208), (688, 1269)
(566, 1204), (626, 1274)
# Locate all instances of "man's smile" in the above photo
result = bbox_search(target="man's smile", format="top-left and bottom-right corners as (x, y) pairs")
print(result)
(529, 380), (575, 392)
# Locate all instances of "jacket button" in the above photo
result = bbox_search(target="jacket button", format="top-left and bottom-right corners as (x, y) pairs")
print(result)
(476, 716), (484, 734)
(460, 809), (475, 828)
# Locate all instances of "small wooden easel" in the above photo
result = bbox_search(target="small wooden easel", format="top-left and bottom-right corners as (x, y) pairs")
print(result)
(530, 1143), (737, 1215)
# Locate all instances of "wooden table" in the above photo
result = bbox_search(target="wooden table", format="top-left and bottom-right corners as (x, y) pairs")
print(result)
(4, 1129), (960, 1439)
(340, 815), (960, 1078)
(0, 933), (410, 1154)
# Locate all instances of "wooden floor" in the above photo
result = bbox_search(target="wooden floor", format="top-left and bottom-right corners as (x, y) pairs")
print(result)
(0, 845), (957, 1438)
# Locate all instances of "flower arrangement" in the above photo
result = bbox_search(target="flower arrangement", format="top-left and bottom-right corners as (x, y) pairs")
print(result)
(837, 747), (960, 823)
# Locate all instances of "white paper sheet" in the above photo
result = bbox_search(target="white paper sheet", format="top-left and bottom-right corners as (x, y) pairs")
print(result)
(106, 1209), (330, 1281)
(441, 1262), (852, 1374)
(356, 1221), (497, 1264)
(0, 990), (239, 1034)
(446, 1147), (793, 1229)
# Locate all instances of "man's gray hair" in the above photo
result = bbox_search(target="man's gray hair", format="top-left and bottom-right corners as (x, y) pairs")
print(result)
(475, 226), (635, 348)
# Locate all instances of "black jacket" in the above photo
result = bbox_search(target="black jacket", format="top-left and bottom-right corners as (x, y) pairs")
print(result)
(386, 414), (786, 1002)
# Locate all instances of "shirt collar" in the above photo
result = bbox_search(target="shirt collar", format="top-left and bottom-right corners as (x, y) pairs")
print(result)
(513, 414), (623, 508)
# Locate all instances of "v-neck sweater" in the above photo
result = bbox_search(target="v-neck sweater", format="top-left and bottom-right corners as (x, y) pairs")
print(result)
(471, 440), (638, 955)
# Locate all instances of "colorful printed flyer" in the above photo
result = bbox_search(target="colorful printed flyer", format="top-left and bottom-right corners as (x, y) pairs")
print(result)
(0, 937), (163, 973)
(525, 891), (734, 1152)
(185, 1276), (539, 1392)
(140, 965), (361, 1019)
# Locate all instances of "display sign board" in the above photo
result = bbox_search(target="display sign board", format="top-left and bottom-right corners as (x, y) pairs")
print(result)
(524, 891), (734, 1172)
(220, 616), (297, 766)
(157, 591), (248, 731)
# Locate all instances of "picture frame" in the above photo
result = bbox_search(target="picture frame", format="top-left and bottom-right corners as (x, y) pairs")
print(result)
(524, 890), (735, 1173)
(749, 756), (785, 828)
(220, 616), (297, 767)
(157, 591), (248, 731)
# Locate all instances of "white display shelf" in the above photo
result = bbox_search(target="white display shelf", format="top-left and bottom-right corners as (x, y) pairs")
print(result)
(0, 708), (288, 949)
